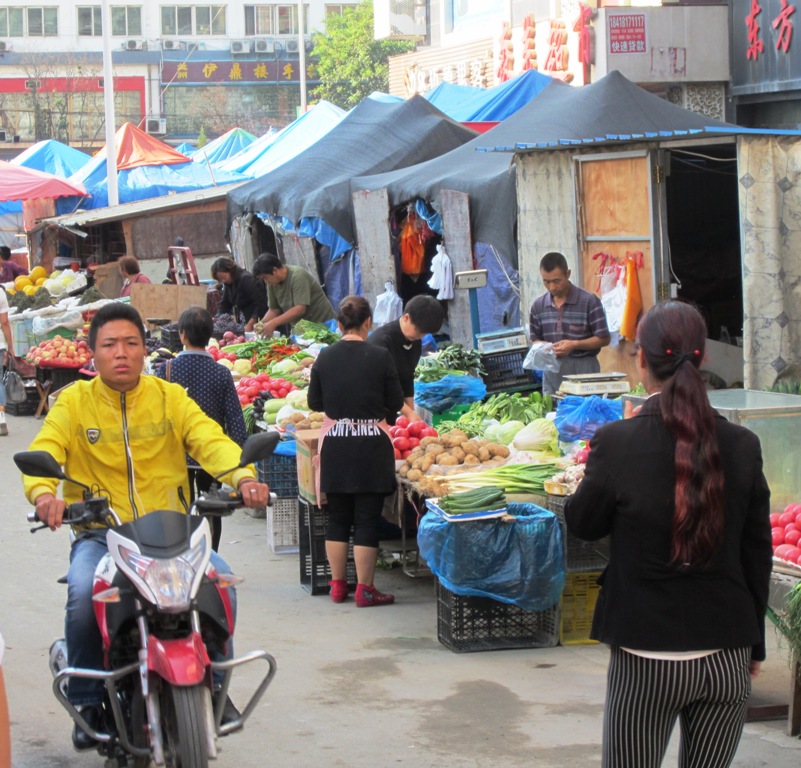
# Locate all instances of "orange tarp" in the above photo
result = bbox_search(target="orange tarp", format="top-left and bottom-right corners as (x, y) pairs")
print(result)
(93, 122), (189, 171)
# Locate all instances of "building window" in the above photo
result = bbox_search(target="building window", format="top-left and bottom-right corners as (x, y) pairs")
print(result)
(0, 8), (25, 37)
(244, 5), (308, 36)
(111, 6), (142, 36)
(161, 5), (225, 36)
(25, 7), (58, 36)
(77, 6), (102, 36)
(325, 4), (357, 16)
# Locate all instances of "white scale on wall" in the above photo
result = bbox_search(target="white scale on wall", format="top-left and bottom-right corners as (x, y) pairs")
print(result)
(558, 372), (631, 396)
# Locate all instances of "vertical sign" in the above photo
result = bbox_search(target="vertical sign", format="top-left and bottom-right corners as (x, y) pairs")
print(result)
(608, 13), (647, 54)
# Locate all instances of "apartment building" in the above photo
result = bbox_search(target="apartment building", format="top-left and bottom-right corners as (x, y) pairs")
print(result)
(0, 1), (358, 145)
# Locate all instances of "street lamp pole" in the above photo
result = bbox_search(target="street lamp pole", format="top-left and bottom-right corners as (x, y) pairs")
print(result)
(297, 0), (307, 113)
(100, 0), (119, 206)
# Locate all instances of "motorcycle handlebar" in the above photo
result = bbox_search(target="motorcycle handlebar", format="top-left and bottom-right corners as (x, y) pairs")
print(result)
(194, 490), (276, 515)
(28, 498), (112, 529)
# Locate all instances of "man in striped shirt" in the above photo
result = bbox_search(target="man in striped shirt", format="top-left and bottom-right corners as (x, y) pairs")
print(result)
(529, 252), (610, 395)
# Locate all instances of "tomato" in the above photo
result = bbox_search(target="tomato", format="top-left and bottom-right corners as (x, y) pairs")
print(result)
(784, 503), (801, 517)
(393, 436), (410, 452)
(407, 421), (427, 437)
(401, 450), (411, 460)
(772, 527), (786, 547)
(770, 513), (781, 527)
(785, 529), (801, 547)
(246, 386), (260, 399)
(238, 395), (249, 406)
(420, 427), (438, 438)
(394, 448), (401, 460)
(778, 511), (797, 527)
(408, 437), (420, 448)
(775, 544), (794, 559)
(390, 426), (404, 438)
(396, 416), (410, 429)
(393, 428), (409, 440)
(783, 546), (801, 563)
(795, 511), (801, 527)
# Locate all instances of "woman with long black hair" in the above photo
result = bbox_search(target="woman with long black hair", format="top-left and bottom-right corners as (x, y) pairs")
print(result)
(565, 301), (772, 768)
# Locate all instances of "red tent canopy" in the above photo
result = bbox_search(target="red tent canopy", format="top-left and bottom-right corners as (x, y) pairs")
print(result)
(94, 122), (189, 170)
(0, 160), (88, 202)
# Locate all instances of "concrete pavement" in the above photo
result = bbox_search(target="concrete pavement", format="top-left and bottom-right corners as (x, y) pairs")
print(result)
(1, 410), (800, 767)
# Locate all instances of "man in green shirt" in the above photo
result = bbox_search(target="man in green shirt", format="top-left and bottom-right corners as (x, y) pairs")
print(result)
(252, 253), (335, 335)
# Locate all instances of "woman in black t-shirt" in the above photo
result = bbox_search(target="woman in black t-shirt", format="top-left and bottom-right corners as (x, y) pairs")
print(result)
(307, 296), (404, 607)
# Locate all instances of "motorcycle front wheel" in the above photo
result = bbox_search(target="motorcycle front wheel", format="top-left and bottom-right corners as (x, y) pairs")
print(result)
(160, 684), (209, 768)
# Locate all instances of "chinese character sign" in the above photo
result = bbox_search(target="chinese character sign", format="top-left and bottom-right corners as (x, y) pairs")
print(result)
(772, 0), (795, 53)
(161, 60), (319, 84)
(608, 13), (647, 55)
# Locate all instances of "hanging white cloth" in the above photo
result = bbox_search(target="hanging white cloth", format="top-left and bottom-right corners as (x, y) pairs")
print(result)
(427, 243), (454, 300)
(373, 281), (403, 326)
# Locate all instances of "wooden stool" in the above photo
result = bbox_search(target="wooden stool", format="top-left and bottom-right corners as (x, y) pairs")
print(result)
(34, 379), (51, 419)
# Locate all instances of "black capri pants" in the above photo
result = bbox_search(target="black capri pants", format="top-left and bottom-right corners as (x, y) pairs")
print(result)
(325, 492), (386, 548)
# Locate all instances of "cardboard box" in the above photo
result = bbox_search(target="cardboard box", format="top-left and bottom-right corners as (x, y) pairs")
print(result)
(295, 428), (326, 507)
(129, 283), (207, 323)
(47, 381), (77, 410)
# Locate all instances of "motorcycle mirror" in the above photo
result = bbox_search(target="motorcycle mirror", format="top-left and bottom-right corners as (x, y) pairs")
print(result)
(211, 431), (280, 484)
(13, 450), (91, 492)
(239, 431), (280, 467)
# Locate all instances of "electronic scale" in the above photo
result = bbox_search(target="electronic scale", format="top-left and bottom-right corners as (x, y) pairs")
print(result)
(558, 372), (631, 396)
(475, 327), (529, 355)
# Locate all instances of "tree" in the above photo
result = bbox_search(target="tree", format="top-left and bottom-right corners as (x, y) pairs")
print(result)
(312, 0), (414, 109)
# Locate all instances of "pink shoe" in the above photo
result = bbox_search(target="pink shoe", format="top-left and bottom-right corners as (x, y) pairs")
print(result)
(329, 579), (348, 603)
(355, 584), (395, 607)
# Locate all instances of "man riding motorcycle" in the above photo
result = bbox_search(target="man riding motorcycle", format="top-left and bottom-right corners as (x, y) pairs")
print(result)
(21, 302), (270, 750)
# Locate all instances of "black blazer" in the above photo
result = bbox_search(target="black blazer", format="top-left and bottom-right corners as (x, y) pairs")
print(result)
(564, 395), (773, 660)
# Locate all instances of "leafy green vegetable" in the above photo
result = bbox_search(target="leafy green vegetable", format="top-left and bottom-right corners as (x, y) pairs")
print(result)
(294, 319), (340, 345)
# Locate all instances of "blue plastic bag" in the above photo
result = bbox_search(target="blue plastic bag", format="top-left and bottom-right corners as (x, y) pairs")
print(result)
(554, 395), (622, 442)
(414, 374), (487, 413)
(417, 503), (565, 611)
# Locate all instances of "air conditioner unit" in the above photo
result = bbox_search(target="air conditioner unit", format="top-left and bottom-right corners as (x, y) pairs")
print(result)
(374, 0), (426, 40)
(125, 39), (145, 50)
(254, 39), (275, 54)
(0, 130), (6, 142)
(162, 40), (185, 51)
(230, 39), (251, 54)
(285, 39), (299, 53)
(146, 118), (167, 135)
(0, 42), (7, 53)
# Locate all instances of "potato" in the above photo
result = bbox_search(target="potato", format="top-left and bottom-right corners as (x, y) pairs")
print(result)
(406, 469), (423, 482)
(290, 412), (306, 424)
(419, 436), (439, 448)
(398, 464), (409, 478)
(425, 444), (446, 456)
(486, 443), (510, 458)
(463, 454), (480, 465)
(420, 455), (435, 473)
(408, 448), (425, 463)
(478, 446), (491, 462)
(449, 429), (469, 440)
(437, 453), (459, 466)
(462, 441), (480, 457)
(412, 457), (426, 471)
(449, 446), (466, 462)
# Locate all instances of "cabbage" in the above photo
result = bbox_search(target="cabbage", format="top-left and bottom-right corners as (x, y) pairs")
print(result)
(286, 389), (308, 409)
(217, 358), (234, 370)
(271, 358), (298, 375)
(511, 418), (560, 455)
(484, 419), (525, 445)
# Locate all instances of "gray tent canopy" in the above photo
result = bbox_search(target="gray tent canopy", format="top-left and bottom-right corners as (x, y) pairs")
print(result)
(352, 70), (736, 267)
(226, 95), (477, 250)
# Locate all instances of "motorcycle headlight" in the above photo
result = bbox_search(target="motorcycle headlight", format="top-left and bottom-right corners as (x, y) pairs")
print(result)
(144, 558), (197, 612)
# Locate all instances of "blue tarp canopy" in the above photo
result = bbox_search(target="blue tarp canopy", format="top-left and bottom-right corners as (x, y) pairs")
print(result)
(217, 101), (345, 177)
(227, 95), (477, 257)
(424, 69), (553, 122)
(191, 127), (256, 165)
(173, 142), (196, 156)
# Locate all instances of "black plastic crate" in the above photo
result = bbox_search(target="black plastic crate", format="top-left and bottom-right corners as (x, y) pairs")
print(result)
(160, 326), (183, 353)
(436, 581), (560, 653)
(6, 384), (40, 416)
(546, 494), (610, 573)
(298, 498), (356, 595)
(257, 453), (299, 498)
(480, 349), (538, 394)
(35, 366), (82, 392)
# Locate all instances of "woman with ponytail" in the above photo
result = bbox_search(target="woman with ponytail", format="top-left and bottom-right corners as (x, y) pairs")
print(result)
(565, 301), (772, 768)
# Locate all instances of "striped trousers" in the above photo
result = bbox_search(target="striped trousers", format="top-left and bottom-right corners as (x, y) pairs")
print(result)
(603, 646), (752, 768)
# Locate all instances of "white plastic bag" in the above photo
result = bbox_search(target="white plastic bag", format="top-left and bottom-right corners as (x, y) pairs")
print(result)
(601, 279), (627, 334)
(523, 341), (559, 372)
(373, 281), (403, 326)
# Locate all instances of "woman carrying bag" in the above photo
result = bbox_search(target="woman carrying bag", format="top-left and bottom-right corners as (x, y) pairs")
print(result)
(0, 286), (17, 436)
(307, 295), (404, 606)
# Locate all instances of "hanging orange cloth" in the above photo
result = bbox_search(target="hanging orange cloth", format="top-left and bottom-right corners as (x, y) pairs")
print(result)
(619, 251), (643, 341)
(400, 210), (425, 276)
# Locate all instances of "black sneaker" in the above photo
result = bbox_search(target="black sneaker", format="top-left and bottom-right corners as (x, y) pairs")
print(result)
(72, 704), (101, 751)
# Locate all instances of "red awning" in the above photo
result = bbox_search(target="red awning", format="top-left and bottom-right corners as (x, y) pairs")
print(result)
(0, 161), (89, 202)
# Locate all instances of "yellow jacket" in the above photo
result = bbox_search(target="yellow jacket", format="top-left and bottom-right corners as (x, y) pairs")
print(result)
(23, 374), (256, 523)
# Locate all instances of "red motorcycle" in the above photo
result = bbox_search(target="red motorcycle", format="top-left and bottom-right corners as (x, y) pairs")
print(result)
(15, 431), (279, 768)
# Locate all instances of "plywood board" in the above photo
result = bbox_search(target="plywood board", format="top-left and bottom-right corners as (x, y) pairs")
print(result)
(129, 283), (207, 323)
(352, 188), (393, 304)
(94, 262), (123, 299)
(440, 189), (474, 347)
(579, 156), (651, 238)
(281, 234), (319, 278)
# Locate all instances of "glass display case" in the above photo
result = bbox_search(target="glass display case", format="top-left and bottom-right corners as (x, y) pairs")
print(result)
(706, 390), (801, 513)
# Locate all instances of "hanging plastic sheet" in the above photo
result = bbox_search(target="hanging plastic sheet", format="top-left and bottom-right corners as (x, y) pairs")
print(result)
(264, 214), (355, 261)
(321, 249), (361, 310)
(414, 199), (443, 235)
(474, 242), (521, 332)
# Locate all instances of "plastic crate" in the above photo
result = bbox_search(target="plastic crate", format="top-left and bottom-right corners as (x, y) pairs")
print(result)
(436, 581), (560, 653)
(257, 453), (299, 498)
(35, 365), (82, 392)
(480, 349), (538, 394)
(546, 494), (610, 573)
(160, 326), (183, 353)
(298, 497), (356, 595)
(6, 383), (40, 416)
(560, 571), (602, 645)
(267, 497), (299, 554)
